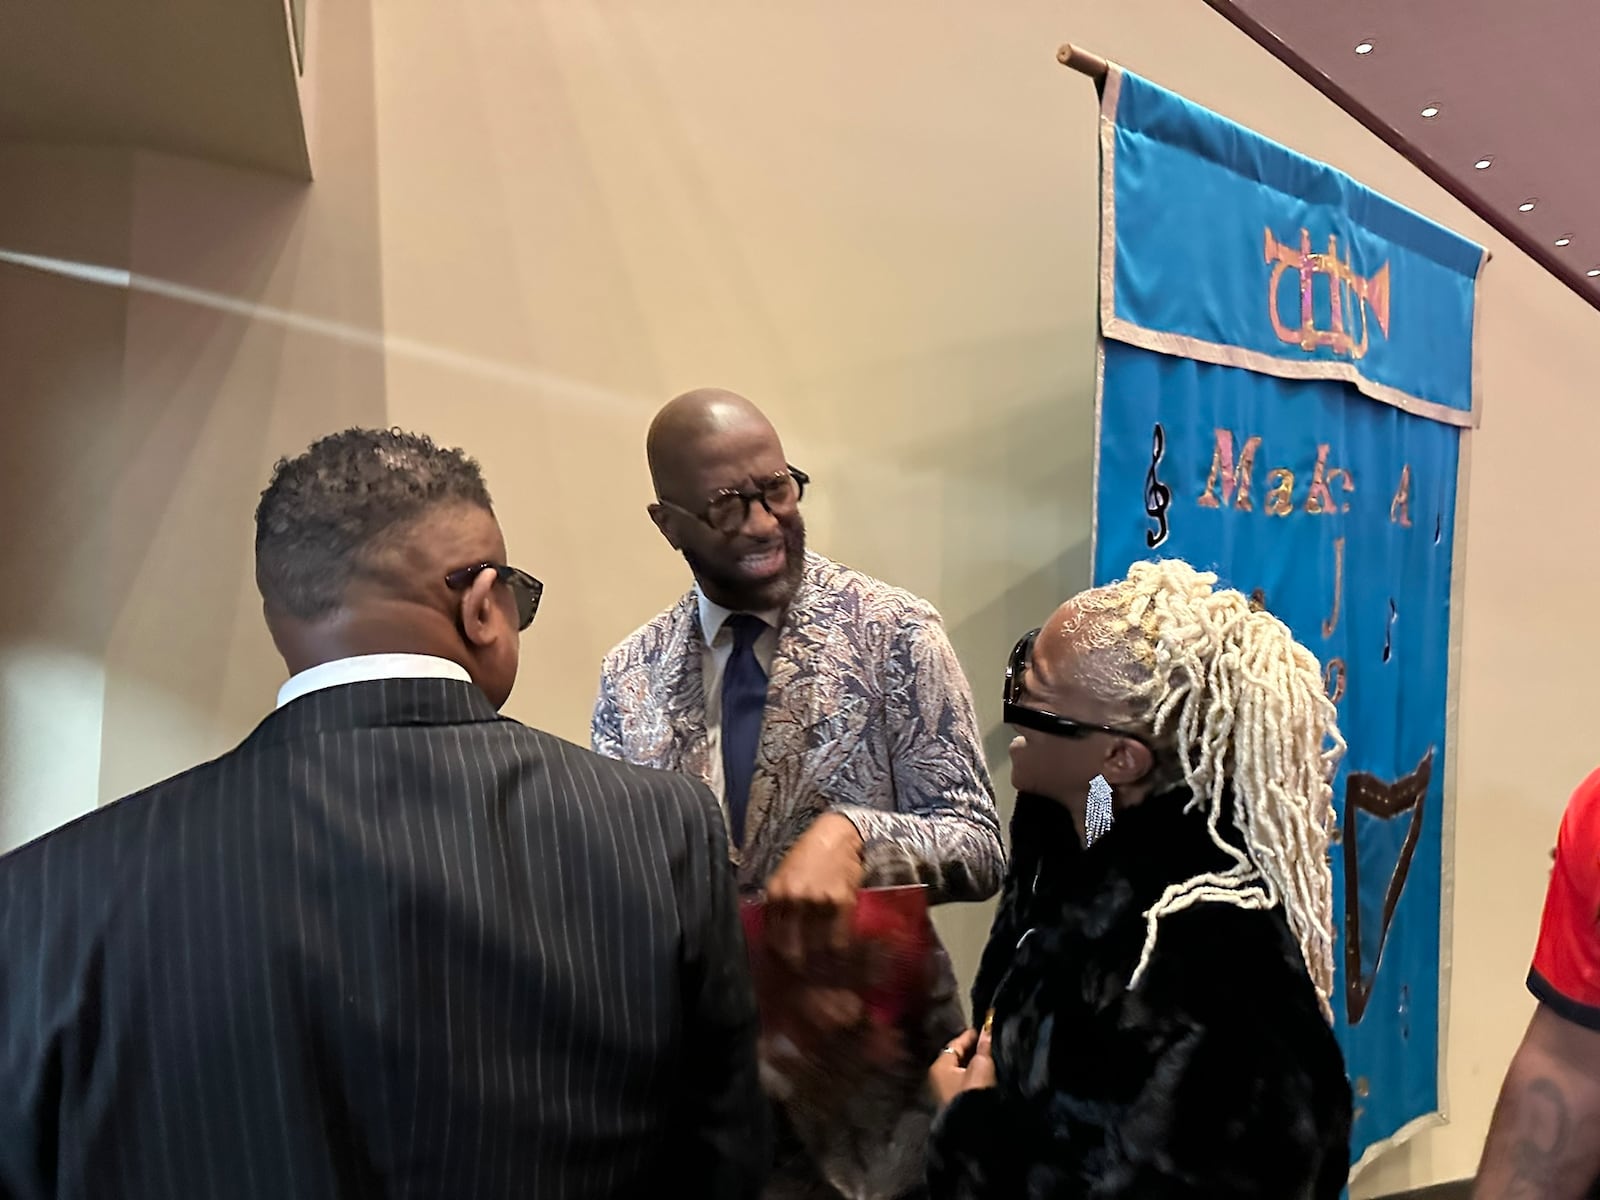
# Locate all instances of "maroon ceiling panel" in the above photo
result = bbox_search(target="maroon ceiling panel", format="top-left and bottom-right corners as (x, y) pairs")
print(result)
(1206, 0), (1600, 313)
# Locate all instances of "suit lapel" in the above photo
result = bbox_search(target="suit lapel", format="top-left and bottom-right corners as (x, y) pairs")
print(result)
(741, 557), (844, 859)
(659, 594), (715, 791)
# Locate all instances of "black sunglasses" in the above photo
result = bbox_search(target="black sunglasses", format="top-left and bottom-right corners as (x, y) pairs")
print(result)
(444, 562), (543, 631)
(659, 466), (810, 536)
(1003, 627), (1149, 745)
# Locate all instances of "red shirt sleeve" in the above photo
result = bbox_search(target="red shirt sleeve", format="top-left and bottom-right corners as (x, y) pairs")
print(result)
(1529, 768), (1600, 1031)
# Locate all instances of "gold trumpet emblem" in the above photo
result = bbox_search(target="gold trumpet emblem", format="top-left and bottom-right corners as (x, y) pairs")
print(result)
(1264, 227), (1391, 359)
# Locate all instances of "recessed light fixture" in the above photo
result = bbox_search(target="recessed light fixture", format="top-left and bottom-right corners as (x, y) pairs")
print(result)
(1355, 40), (1375, 55)
(1519, 199), (1538, 212)
(1588, 268), (1600, 278)
(1420, 103), (1441, 119)
(1556, 235), (1574, 247)
(1474, 157), (1494, 170)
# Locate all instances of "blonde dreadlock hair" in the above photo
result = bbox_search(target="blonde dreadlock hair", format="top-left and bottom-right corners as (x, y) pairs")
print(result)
(1061, 559), (1344, 1020)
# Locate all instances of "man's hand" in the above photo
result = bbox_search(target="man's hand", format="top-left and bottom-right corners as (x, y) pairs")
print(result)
(765, 813), (865, 970)
(927, 1026), (996, 1109)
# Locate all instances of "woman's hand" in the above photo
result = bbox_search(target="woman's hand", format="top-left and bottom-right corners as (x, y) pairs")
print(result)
(928, 1026), (997, 1107)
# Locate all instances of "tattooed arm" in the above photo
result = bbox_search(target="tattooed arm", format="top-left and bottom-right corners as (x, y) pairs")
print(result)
(1473, 1004), (1600, 1200)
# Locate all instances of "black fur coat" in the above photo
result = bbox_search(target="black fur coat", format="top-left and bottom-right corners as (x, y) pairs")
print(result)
(927, 789), (1352, 1199)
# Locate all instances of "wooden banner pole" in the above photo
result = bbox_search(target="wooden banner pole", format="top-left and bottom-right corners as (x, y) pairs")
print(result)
(1056, 43), (1110, 83)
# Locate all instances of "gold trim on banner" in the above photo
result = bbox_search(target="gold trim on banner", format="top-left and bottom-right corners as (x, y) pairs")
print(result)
(1103, 318), (1477, 429)
(1097, 67), (1122, 364)
(1090, 337), (1106, 572)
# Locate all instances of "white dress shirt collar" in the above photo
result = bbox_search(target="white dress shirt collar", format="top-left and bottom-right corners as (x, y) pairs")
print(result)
(276, 653), (474, 710)
(695, 587), (783, 645)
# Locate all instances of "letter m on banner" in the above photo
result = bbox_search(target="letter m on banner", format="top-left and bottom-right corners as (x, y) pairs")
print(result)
(1085, 66), (1488, 1174)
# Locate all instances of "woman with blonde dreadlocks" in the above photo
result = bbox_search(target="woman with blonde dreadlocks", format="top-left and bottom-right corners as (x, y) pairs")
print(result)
(925, 559), (1352, 1199)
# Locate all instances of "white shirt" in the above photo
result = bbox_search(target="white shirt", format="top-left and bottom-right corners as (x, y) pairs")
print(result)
(697, 588), (781, 803)
(276, 653), (474, 709)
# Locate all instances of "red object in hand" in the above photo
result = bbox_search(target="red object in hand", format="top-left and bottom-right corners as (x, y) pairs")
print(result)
(741, 884), (933, 1027)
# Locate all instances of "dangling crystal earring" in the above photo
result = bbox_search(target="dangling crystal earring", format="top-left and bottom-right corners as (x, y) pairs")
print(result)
(1084, 774), (1114, 846)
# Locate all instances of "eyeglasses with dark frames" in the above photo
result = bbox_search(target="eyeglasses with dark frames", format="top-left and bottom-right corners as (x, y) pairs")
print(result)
(443, 563), (544, 631)
(1004, 627), (1150, 745)
(658, 466), (810, 536)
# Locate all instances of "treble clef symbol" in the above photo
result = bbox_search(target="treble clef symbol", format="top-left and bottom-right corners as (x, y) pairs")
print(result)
(1144, 422), (1172, 549)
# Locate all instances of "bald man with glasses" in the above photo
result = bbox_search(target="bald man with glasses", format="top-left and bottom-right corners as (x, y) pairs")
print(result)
(592, 389), (1003, 1200)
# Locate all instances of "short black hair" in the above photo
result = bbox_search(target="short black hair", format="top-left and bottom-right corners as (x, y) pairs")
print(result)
(255, 427), (494, 619)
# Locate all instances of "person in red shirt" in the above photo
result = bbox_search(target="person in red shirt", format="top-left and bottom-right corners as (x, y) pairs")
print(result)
(1475, 768), (1600, 1198)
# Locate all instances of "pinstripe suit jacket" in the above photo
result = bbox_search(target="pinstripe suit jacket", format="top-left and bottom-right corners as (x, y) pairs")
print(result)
(0, 678), (765, 1200)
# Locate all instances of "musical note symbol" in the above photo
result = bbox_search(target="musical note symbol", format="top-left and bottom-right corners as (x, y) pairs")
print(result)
(1144, 422), (1172, 549)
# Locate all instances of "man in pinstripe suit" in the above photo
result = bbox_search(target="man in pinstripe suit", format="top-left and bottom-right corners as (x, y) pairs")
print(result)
(0, 428), (766, 1200)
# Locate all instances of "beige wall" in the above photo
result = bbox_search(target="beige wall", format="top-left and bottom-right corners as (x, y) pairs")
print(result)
(1, 0), (1595, 1190)
(0, 147), (132, 848)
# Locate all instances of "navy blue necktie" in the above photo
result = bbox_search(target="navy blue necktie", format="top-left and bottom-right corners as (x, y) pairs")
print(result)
(721, 614), (768, 848)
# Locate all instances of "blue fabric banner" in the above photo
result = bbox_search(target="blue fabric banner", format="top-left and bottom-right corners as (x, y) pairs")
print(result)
(1090, 67), (1486, 1169)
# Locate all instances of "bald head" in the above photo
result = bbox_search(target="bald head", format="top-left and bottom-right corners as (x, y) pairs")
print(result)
(647, 388), (778, 497)
(643, 387), (807, 612)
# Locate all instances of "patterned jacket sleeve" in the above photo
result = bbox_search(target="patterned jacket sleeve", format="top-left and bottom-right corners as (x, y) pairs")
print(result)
(831, 607), (1004, 903)
(591, 660), (625, 761)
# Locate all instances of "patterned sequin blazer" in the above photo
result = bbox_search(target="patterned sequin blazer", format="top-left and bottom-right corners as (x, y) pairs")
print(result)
(591, 552), (1003, 901)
